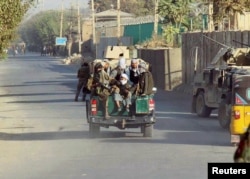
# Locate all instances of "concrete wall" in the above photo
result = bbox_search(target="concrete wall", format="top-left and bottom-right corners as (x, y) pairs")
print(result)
(138, 48), (182, 91)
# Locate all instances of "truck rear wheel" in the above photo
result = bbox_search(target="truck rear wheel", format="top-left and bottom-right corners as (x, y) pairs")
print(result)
(142, 124), (153, 137)
(89, 123), (100, 138)
(196, 91), (212, 117)
(218, 100), (230, 129)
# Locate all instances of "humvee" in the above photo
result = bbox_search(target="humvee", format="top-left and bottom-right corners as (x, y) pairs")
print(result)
(85, 46), (156, 138)
(191, 47), (250, 144)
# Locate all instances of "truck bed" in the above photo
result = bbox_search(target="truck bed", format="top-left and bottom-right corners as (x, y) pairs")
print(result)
(85, 94), (156, 137)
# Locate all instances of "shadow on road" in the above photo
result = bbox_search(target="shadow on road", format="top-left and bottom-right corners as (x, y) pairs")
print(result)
(0, 130), (138, 141)
(0, 128), (231, 146)
(98, 130), (232, 147)
(0, 131), (90, 140)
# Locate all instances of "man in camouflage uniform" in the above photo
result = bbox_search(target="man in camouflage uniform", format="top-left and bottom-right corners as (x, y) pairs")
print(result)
(92, 62), (111, 119)
(234, 124), (250, 163)
(75, 62), (90, 101)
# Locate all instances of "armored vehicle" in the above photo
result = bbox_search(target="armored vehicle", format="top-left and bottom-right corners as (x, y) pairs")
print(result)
(85, 46), (156, 138)
(191, 47), (250, 144)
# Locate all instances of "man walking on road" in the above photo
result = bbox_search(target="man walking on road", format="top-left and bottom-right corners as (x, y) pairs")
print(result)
(75, 62), (90, 101)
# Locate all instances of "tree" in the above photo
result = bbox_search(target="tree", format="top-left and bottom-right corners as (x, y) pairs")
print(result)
(212, 0), (247, 30)
(0, 0), (35, 58)
(88, 0), (155, 16)
(158, 0), (194, 29)
(19, 10), (71, 51)
(157, 0), (195, 45)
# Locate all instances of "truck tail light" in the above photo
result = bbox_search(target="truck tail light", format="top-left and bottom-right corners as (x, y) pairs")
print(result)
(149, 99), (155, 111)
(91, 99), (97, 115)
(233, 110), (240, 120)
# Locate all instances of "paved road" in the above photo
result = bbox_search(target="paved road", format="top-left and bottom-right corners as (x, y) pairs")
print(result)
(0, 54), (236, 179)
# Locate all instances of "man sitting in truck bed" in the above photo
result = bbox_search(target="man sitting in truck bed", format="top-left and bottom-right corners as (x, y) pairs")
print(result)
(112, 73), (132, 112)
(137, 62), (154, 96)
(110, 55), (127, 81)
(126, 58), (140, 95)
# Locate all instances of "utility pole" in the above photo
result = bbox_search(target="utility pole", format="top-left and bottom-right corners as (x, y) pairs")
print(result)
(77, 0), (81, 54)
(91, 0), (96, 44)
(91, 0), (96, 58)
(154, 0), (159, 35)
(208, 1), (214, 32)
(67, 4), (74, 57)
(117, 0), (121, 45)
(60, 0), (64, 37)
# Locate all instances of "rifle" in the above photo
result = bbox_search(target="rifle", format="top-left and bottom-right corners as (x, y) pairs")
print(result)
(232, 40), (250, 48)
(97, 82), (111, 91)
(203, 34), (232, 49)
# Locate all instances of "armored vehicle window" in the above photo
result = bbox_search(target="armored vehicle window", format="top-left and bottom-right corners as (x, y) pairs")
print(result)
(246, 88), (250, 100)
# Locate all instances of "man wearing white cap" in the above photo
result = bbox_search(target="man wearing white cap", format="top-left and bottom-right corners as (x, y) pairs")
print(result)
(113, 73), (132, 112)
(110, 55), (127, 81)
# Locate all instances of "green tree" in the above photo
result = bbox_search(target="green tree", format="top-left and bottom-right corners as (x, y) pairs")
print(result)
(158, 0), (194, 29)
(19, 10), (71, 51)
(157, 0), (195, 45)
(88, 0), (155, 16)
(0, 0), (35, 58)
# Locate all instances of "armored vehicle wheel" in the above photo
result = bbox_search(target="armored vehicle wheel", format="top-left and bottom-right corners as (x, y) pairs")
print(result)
(89, 123), (100, 138)
(218, 100), (231, 129)
(142, 124), (153, 137)
(196, 91), (212, 117)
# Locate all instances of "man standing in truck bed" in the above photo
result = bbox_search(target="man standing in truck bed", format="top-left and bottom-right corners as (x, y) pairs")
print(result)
(92, 62), (111, 119)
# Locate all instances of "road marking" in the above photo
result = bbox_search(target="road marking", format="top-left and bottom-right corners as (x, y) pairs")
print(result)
(156, 111), (193, 115)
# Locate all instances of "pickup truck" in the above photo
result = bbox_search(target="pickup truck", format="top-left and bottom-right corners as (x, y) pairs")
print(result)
(85, 92), (156, 138)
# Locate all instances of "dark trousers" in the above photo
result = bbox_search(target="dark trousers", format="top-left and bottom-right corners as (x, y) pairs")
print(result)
(75, 81), (86, 101)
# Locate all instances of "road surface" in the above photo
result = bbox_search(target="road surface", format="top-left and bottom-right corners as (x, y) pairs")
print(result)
(0, 54), (235, 179)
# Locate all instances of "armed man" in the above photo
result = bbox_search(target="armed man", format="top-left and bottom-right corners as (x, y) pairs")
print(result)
(92, 62), (111, 120)
(75, 62), (90, 102)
